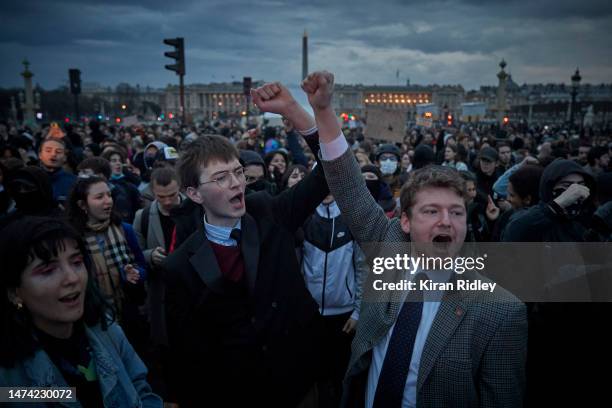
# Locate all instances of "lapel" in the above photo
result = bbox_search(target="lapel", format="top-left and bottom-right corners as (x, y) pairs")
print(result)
(186, 224), (226, 293)
(417, 279), (468, 392)
(356, 269), (407, 358)
(150, 201), (166, 248)
(240, 212), (260, 294)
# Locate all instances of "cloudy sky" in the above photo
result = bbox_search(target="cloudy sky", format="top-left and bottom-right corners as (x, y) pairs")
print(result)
(1, 0), (611, 91)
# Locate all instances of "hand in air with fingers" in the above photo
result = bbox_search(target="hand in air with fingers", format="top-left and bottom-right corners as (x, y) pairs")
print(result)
(486, 195), (500, 221)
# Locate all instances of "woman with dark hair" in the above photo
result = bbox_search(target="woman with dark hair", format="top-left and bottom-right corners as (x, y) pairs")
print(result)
(442, 144), (469, 171)
(66, 175), (148, 349)
(0, 216), (161, 406)
(264, 149), (289, 191)
(281, 163), (308, 191)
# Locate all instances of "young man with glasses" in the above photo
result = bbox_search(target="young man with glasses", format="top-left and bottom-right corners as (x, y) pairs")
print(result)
(162, 83), (329, 407)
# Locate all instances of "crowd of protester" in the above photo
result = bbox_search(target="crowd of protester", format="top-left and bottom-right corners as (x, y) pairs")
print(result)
(0, 72), (611, 407)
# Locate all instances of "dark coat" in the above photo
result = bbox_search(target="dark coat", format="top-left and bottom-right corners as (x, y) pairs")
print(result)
(168, 196), (203, 252)
(502, 159), (596, 242)
(110, 177), (142, 224)
(500, 159), (609, 406)
(475, 166), (503, 197)
(162, 162), (329, 407)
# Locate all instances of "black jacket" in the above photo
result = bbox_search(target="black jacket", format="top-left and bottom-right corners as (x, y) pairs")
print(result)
(162, 161), (329, 407)
(110, 177), (141, 224)
(169, 195), (203, 251)
(502, 159), (595, 242)
(500, 160), (608, 406)
(475, 166), (503, 197)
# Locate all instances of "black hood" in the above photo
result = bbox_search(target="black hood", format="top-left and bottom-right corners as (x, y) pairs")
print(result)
(539, 158), (596, 203)
(412, 144), (435, 170)
(9, 166), (54, 201)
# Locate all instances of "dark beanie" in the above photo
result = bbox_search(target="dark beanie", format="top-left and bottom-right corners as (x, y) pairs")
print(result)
(239, 150), (265, 167)
(361, 164), (383, 180)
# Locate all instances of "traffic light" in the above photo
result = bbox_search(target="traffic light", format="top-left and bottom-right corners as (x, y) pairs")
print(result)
(243, 77), (252, 95)
(163, 38), (185, 75)
(503, 116), (509, 125)
(447, 114), (453, 126)
(69, 69), (81, 95)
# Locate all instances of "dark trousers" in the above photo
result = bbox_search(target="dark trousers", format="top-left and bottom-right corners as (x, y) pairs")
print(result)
(318, 311), (354, 408)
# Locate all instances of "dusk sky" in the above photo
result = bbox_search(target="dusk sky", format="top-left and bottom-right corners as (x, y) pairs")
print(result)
(2, 0), (611, 91)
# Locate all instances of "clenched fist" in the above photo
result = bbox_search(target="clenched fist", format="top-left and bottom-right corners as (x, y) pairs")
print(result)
(301, 71), (334, 111)
(251, 82), (298, 117)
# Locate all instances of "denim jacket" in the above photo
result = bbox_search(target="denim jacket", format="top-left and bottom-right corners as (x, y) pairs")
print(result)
(0, 323), (162, 407)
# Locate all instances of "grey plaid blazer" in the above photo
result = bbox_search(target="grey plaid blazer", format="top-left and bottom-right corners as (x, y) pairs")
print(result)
(321, 148), (527, 408)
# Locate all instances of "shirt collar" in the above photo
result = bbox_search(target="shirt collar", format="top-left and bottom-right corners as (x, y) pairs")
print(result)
(203, 215), (241, 246)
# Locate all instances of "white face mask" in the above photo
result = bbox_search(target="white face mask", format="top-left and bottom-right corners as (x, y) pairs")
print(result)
(380, 159), (398, 175)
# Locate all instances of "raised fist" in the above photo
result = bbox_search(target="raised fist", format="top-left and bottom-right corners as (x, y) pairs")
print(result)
(251, 82), (298, 116)
(301, 71), (334, 111)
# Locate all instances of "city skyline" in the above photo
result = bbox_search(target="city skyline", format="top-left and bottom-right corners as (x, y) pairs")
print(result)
(2, 0), (611, 91)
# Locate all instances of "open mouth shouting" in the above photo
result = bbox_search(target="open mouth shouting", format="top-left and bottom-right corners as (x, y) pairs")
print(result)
(431, 233), (453, 251)
(59, 291), (82, 308)
(229, 192), (245, 210)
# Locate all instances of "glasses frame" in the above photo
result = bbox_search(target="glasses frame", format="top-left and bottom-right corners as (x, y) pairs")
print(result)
(198, 166), (246, 189)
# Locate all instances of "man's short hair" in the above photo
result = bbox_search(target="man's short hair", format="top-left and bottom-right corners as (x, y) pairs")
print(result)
(151, 167), (179, 188)
(101, 147), (127, 163)
(400, 165), (467, 217)
(177, 135), (239, 189)
(39, 137), (67, 152)
(77, 157), (111, 179)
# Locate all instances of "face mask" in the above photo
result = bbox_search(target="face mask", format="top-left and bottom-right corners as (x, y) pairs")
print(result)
(144, 154), (157, 169)
(365, 180), (380, 199)
(249, 179), (268, 192)
(380, 159), (398, 175)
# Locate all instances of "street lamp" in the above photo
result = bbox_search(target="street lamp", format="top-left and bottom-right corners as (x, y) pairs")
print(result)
(570, 68), (581, 127)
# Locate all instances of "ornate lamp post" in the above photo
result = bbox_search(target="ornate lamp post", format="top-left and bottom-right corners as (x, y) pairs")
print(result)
(496, 59), (509, 125)
(19, 59), (40, 128)
(569, 68), (581, 127)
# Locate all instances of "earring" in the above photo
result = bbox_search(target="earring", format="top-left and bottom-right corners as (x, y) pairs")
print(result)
(15, 302), (23, 310)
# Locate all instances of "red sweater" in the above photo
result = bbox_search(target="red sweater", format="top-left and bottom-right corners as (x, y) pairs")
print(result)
(209, 241), (245, 283)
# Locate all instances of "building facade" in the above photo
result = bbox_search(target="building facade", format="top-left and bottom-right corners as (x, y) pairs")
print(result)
(164, 81), (263, 121)
(332, 83), (465, 122)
